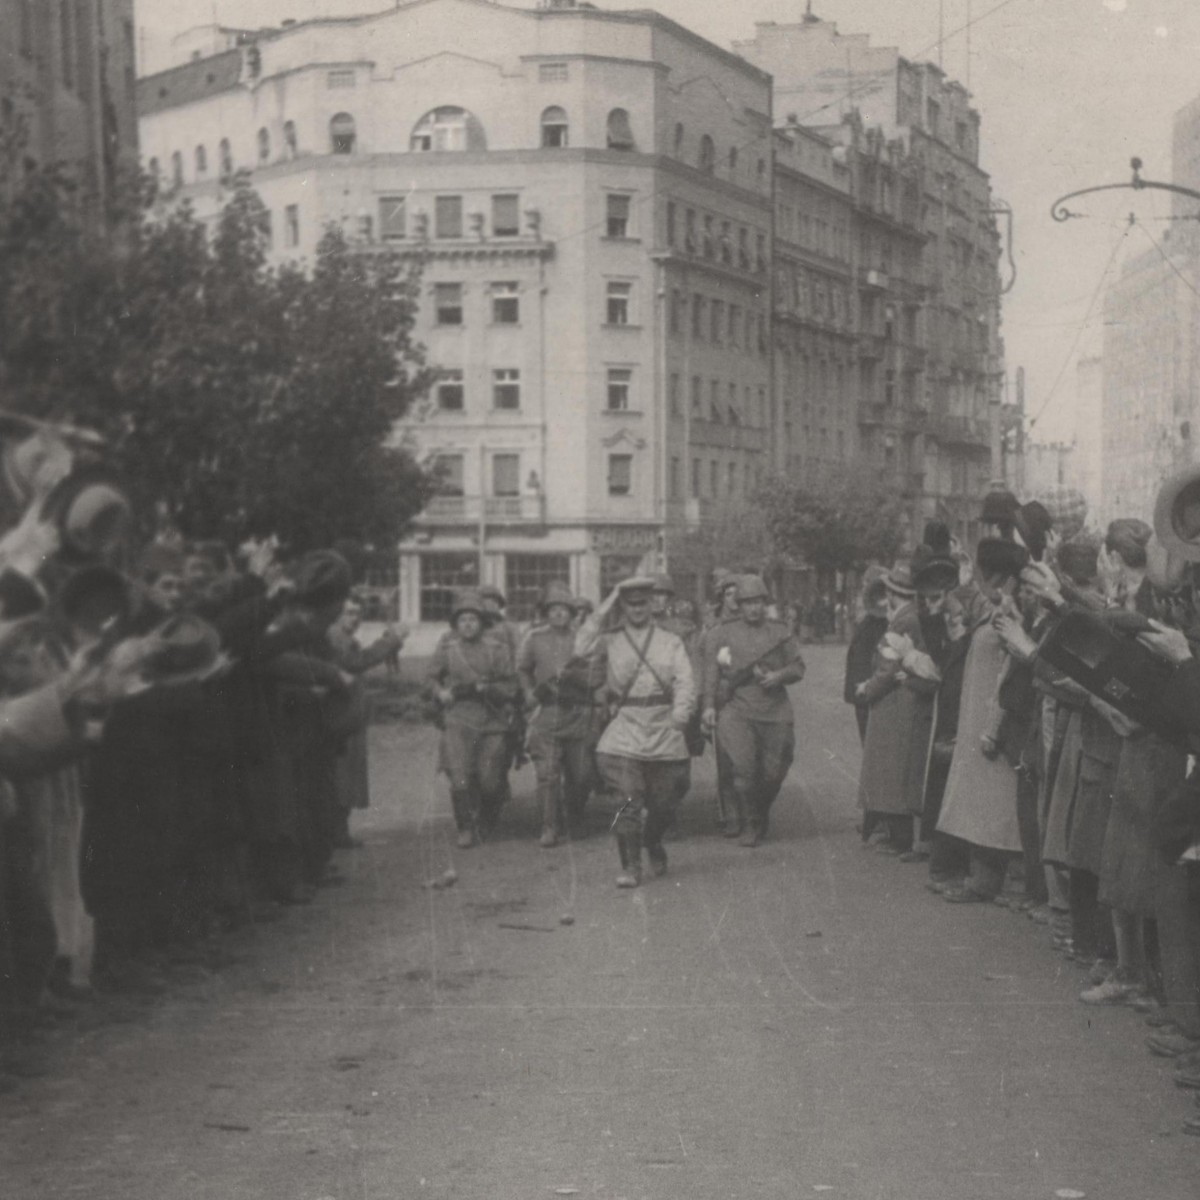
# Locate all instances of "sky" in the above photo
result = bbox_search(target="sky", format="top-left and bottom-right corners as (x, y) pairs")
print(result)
(135, 0), (1200, 444)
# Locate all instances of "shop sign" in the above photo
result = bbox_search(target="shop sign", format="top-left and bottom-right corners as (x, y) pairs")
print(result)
(590, 526), (658, 552)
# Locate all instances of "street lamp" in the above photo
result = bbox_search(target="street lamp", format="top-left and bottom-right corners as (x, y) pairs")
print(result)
(1051, 157), (1200, 222)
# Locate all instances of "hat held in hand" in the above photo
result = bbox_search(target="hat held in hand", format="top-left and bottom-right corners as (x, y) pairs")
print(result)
(1155, 465), (1200, 563)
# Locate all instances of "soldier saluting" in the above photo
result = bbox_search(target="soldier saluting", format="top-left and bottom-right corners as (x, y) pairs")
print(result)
(575, 576), (696, 888)
(702, 575), (805, 846)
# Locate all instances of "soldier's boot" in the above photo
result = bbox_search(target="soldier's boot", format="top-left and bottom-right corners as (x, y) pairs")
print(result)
(737, 791), (762, 847)
(615, 831), (642, 889)
(643, 807), (672, 877)
(538, 778), (559, 848)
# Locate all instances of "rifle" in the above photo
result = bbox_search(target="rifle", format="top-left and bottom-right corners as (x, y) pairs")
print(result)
(716, 633), (798, 707)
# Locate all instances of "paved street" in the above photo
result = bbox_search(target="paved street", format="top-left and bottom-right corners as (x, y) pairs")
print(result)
(2, 647), (1197, 1200)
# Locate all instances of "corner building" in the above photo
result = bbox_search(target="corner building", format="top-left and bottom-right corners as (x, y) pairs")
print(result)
(137, 0), (773, 624)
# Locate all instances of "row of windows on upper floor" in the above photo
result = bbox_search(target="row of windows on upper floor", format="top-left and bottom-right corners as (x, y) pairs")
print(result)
(146, 104), (768, 189)
(668, 292), (769, 356)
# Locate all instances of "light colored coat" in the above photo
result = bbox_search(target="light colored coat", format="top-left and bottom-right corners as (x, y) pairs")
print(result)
(575, 618), (695, 761)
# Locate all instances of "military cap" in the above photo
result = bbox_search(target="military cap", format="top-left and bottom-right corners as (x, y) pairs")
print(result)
(615, 575), (656, 596)
(1154, 464), (1200, 563)
(736, 574), (770, 602)
(291, 550), (353, 609)
(449, 588), (486, 623)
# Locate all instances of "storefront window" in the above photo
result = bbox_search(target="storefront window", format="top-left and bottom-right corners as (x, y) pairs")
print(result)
(505, 554), (570, 622)
(419, 553), (479, 622)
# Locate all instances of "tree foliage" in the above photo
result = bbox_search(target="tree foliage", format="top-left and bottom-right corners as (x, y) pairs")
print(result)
(666, 503), (776, 596)
(758, 467), (906, 576)
(0, 167), (436, 552)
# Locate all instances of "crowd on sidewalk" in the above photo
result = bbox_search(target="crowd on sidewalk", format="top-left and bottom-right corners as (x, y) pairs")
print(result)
(0, 411), (405, 1089)
(844, 479), (1200, 1139)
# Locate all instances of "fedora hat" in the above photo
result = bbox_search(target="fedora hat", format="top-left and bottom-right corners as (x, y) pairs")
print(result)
(976, 537), (1029, 581)
(884, 562), (916, 598)
(1154, 464), (1200, 562)
(913, 554), (959, 593)
(136, 612), (224, 683)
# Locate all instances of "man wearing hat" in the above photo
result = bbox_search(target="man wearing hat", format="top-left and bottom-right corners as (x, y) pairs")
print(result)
(695, 572), (744, 828)
(702, 575), (805, 845)
(427, 589), (521, 847)
(574, 576), (696, 887)
(518, 581), (603, 847)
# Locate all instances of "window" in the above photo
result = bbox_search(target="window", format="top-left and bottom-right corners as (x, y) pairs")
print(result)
(433, 454), (465, 496)
(606, 282), (631, 326)
(436, 370), (465, 411)
(692, 295), (705, 340)
(493, 369), (521, 410)
(541, 106), (568, 148)
(710, 300), (723, 344)
(60, 1), (75, 89)
(729, 146), (739, 175)
(728, 382), (738, 423)
(219, 138), (233, 176)
(691, 458), (700, 498)
(691, 376), (702, 415)
(419, 552), (477, 622)
(538, 63), (569, 83)
(698, 134), (715, 173)
(170, 151), (183, 188)
(506, 555), (570, 622)
(285, 204), (299, 247)
(669, 374), (681, 417)
(606, 108), (635, 151)
(330, 112), (356, 154)
(709, 460), (718, 497)
(710, 379), (721, 423)
(727, 462), (737, 497)
(491, 282), (519, 324)
(435, 195), (463, 239)
(411, 106), (486, 152)
(257, 128), (270, 163)
(606, 368), (632, 411)
(492, 194), (520, 238)
(379, 195), (406, 240)
(669, 289), (682, 336)
(670, 457), (681, 500)
(327, 69), (356, 89)
(674, 123), (685, 155)
(605, 193), (631, 238)
(435, 283), (464, 325)
(666, 201), (676, 247)
(729, 304), (740, 347)
(262, 211), (273, 249)
(608, 454), (633, 496)
(283, 121), (297, 158)
(493, 454), (520, 497)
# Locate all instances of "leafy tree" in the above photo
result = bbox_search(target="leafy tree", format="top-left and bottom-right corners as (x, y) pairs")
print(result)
(666, 503), (776, 603)
(758, 466), (906, 578)
(0, 167), (436, 552)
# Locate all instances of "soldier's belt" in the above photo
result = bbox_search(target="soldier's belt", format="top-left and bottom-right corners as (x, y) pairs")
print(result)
(614, 693), (673, 709)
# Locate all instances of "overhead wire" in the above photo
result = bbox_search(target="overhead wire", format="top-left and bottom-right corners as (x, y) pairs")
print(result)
(1135, 217), (1200, 302)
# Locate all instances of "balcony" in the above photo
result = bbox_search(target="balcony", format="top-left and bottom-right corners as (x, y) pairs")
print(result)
(418, 494), (547, 525)
(927, 414), (991, 449)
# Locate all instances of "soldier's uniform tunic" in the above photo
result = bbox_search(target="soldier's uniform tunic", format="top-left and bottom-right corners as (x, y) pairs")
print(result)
(704, 617), (805, 839)
(695, 612), (742, 825)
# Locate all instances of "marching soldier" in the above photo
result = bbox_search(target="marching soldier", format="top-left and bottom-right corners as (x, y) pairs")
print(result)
(478, 583), (526, 797)
(426, 589), (521, 847)
(702, 575), (806, 846)
(518, 582), (601, 847)
(695, 571), (744, 829)
(575, 577), (696, 888)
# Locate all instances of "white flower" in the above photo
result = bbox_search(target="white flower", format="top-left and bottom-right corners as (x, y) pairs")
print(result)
(717, 646), (733, 668)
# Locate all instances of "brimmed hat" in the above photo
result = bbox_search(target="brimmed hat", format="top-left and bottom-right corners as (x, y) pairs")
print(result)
(291, 550), (353, 609)
(913, 554), (959, 593)
(980, 489), (1021, 527)
(884, 562), (916, 598)
(449, 588), (486, 623)
(736, 574), (770, 602)
(541, 580), (574, 611)
(1057, 539), (1099, 587)
(922, 521), (952, 557)
(58, 564), (131, 632)
(1154, 464), (1200, 563)
(650, 572), (675, 594)
(136, 612), (223, 683)
(1015, 501), (1053, 562)
(1105, 518), (1153, 569)
(1146, 536), (1188, 593)
(38, 466), (132, 563)
(1037, 485), (1088, 542)
(976, 537), (1029, 581)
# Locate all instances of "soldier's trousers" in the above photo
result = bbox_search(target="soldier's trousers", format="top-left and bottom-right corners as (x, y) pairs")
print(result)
(441, 721), (510, 832)
(595, 754), (690, 849)
(717, 710), (795, 833)
(527, 723), (591, 835)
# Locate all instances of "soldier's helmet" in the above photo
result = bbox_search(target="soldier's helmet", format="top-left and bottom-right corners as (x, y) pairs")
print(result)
(541, 580), (574, 612)
(650, 572), (675, 595)
(479, 584), (506, 608)
(449, 588), (486, 624)
(736, 574), (770, 602)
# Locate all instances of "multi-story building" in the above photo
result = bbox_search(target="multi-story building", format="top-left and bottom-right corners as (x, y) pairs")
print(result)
(735, 15), (1004, 546)
(1072, 354), (1103, 521)
(0, 0), (138, 213)
(137, 0), (774, 622)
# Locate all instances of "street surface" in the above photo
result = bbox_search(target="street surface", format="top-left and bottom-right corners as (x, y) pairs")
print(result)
(2, 647), (1196, 1200)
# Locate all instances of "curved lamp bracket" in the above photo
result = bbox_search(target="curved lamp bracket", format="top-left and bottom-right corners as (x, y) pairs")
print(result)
(1051, 158), (1200, 222)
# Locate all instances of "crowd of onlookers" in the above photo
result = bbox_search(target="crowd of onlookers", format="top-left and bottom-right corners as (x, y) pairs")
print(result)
(0, 412), (404, 1088)
(845, 480), (1200, 1137)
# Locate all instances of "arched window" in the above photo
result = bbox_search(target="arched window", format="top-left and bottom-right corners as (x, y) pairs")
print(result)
(283, 120), (297, 158)
(728, 146), (738, 175)
(257, 127), (270, 163)
(606, 108), (635, 151)
(170, 150), (183, 188)
(410, 106), (485, 152)
(219, 138), (232, 176)
(330, 112), (356, 154)
(195, 145), (207, 176)
(540, 106), (568, 149)
(673, 122), (684, 155)
(698, 134), (715, 173)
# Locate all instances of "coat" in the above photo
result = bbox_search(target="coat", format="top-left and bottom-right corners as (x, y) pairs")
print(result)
(936, 615), (1022, 852)
(856, 605), (939, 818)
